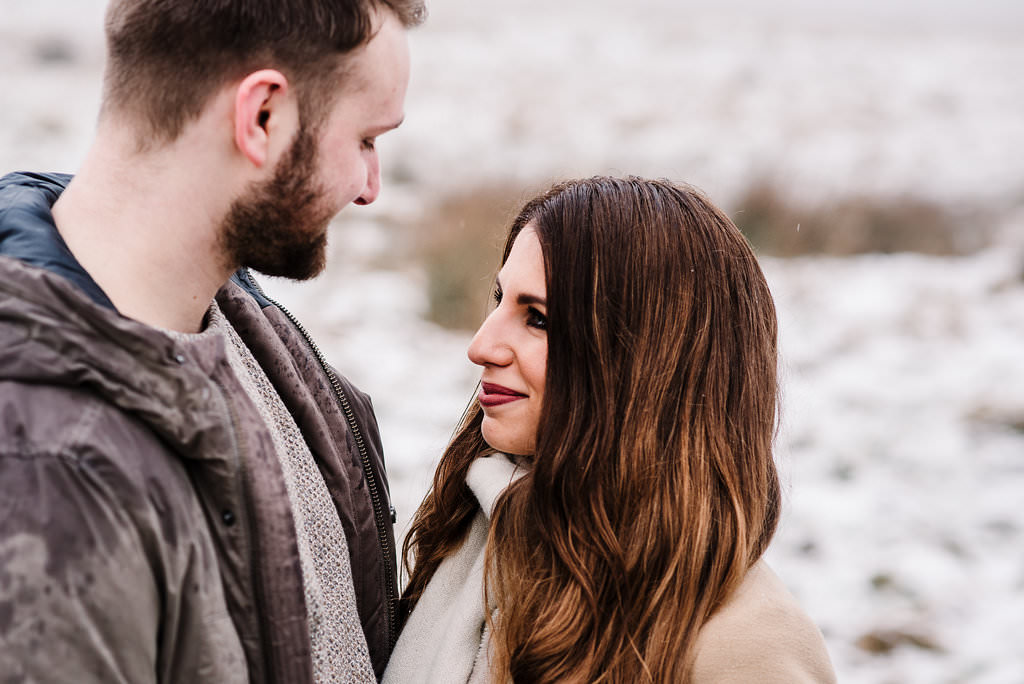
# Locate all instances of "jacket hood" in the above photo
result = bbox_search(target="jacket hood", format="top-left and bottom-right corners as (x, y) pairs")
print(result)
(0, 171), (233, 460)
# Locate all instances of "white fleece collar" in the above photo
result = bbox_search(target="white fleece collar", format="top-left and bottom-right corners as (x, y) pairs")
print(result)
(465, 453), (526, 520)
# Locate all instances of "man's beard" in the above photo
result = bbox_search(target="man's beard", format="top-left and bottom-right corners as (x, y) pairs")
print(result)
(220, 125), (337, 280)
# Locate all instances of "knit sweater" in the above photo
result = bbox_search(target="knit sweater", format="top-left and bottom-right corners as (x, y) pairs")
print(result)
(168, 303), (376, 683)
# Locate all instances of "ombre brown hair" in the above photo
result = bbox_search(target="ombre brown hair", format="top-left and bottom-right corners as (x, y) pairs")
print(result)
(402, 176), (781, 682)
(101, 0), (425, 143)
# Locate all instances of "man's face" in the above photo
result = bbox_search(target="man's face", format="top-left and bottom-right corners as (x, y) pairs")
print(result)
(221, 10), (411, 280)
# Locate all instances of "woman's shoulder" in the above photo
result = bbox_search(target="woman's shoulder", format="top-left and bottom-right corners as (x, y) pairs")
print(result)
(690, 561), (837, 684)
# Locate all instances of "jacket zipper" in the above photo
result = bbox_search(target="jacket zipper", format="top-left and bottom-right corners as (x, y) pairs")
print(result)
(209, 374), (280, 682)
(241, 269), (398, 651)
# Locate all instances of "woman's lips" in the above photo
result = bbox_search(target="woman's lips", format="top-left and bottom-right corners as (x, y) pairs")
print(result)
(478, 382), (526, 407)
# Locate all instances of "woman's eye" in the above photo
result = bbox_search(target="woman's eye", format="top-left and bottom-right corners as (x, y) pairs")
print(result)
(492, 288), (503, 304)
(526, 307), (547, 331)
(362, 138), (376, 151)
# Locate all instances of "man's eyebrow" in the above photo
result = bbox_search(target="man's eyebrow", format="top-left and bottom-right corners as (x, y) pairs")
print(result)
(368, 116), (405, 136)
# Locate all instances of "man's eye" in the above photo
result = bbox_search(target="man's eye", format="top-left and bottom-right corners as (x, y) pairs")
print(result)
(526, 307), (547, 331)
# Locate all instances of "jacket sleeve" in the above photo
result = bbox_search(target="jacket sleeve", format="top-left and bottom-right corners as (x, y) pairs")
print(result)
(0, 447), (162, 684)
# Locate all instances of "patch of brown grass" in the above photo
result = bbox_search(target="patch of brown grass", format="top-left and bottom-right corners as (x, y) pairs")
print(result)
(855, 628), (945, 655)
(411, 183), (539, 330)
(730, 183), (988, 257)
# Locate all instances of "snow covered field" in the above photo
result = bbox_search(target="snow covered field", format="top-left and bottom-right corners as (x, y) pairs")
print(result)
(3, 1), (1023, 681)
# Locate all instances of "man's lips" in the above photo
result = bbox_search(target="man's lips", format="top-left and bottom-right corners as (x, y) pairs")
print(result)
(478, 382), (526, 407)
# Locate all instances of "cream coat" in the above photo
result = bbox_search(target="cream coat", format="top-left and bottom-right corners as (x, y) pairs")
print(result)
(689, 562), (837, 683)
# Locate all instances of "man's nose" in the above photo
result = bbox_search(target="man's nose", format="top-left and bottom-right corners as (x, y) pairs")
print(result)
(354, 157), (381, 206)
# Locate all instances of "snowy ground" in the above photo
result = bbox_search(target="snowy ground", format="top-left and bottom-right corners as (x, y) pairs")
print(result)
(3, 1), (1023, 681)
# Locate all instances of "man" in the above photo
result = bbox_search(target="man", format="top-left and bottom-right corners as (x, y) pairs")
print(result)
(0, 0), (424, 681)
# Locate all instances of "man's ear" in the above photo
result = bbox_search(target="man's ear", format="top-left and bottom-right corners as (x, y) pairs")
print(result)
(233, 69), (292, 168)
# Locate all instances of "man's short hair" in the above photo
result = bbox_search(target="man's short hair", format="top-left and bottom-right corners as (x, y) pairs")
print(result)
(101, 0), (425, 144)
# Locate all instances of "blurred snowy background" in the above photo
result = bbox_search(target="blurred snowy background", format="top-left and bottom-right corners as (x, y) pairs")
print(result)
(2, 1), (1023, 681)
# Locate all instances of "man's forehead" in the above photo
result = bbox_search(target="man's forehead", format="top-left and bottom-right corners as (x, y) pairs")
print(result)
(334, 18), (408, 95)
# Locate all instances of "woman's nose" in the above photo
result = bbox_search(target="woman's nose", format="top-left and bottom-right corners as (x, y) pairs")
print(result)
(467, 311), (511, 367)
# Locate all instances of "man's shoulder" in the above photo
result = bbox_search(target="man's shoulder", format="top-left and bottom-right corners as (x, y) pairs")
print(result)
(0, 379), (190, 498)
(0, 378), (212, 590)
(0, 378), (240, 684)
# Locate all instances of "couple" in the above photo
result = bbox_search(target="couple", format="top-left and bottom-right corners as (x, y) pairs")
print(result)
(0, 1), (835, 683)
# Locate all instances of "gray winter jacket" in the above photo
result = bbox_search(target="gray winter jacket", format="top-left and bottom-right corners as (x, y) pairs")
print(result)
(0, 172), (398, 683)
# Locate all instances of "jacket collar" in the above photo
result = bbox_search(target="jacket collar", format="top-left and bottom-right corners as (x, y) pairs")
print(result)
(0, 171), (115, 309)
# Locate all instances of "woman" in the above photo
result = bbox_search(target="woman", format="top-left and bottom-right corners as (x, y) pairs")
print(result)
(385, 177), (836, 683)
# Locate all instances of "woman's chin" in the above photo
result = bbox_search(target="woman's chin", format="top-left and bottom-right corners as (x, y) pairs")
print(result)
(480, 420), (533, 457)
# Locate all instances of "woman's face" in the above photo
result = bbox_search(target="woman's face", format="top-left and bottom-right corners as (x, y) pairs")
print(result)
(467, 225), (548, 456)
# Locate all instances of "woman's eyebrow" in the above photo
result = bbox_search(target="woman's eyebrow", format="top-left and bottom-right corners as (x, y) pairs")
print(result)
(494, 276), (546, 306)
(517, 293), (547, 307)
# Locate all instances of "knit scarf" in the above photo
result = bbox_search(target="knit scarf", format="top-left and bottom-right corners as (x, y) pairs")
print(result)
(383, 454), (523, 684)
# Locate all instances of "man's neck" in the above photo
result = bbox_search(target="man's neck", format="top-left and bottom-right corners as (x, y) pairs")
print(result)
(52, 123), (242, 333)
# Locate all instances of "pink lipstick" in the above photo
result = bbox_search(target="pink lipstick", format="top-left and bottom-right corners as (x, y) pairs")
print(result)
(478, 382), (526, 407)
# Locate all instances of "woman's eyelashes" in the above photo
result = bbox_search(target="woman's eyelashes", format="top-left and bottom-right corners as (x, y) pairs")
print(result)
(526, 307), (547, 331)
(492, 287), (547, 332)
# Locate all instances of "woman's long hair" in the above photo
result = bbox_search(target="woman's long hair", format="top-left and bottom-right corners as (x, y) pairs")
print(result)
(401, 177), (781, 682)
